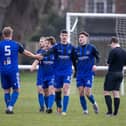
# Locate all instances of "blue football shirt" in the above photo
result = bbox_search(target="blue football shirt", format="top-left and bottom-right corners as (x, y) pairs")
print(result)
(0, 39), (24, 72)
(37, 48), (55, 80)
(74, 43), (100, 76)
(52, 42), (75, 75)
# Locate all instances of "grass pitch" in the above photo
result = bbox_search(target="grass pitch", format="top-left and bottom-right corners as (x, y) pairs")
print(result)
(0, 71), (126, 126)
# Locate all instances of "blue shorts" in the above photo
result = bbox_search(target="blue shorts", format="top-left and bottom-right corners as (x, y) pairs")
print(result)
(55, 75), (71, 89)
(36, 75), (55, 89)
(1, 71), (20, 89)
(43, 76), (55, 89)
(76, 75), (94, 88)
(36, 68), (43, 86)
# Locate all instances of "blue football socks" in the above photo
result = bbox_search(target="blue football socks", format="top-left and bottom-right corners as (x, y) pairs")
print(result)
(9, 91), (19, 107)
(4, 93), (11, 107)
(80, 96), (87, 111)
(87, 94), (95, 104)
(38, 93), (44, 108)
(63, 96), (69, 112)
(48, 94), (55, 109)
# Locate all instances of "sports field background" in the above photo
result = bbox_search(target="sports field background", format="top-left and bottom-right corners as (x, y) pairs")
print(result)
(0, 71), (126, 126)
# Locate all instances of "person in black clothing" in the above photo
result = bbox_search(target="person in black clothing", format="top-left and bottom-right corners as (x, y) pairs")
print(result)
(104, 37), (126, 116)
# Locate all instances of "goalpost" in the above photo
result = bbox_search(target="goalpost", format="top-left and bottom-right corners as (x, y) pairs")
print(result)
(66, 12), (126, 96)
(66, 13), (126, 46)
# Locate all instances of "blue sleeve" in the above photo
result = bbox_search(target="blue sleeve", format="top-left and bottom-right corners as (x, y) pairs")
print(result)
(92, 45), (100, 64)
(18, 43), (24, 53)
(36, 49), (43, 54)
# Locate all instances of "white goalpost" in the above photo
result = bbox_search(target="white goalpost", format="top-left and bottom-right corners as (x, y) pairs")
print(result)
(66, 12), (126, 46)
(66, 12), (126, 96)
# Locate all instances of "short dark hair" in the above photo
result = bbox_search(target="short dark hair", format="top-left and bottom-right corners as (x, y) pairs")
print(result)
(79, 31), (89, 37)
(60, 29), (68, 34)
(110, 36), (118, 44)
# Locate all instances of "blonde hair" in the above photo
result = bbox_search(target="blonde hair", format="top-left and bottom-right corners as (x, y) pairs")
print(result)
(39, 36), (46, 41)
(2, 26), (13, 37)
(46, 36), (56, 45)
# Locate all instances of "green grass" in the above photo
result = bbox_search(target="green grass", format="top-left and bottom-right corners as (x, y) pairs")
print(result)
(0, 71), (126, 126)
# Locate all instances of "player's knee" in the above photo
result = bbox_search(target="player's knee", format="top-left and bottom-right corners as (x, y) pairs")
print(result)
(37, 88), (43, 94)
(4, 89), (11, 93)
(44, 89), (49, 96)
(13, 88), (20, 93)
(78, 87), (84, 96)
(104, 90), (110, 96)
(85, 87), (91, 96)
(63, 84), (70, 95)
(79, 91), (84, 96)
(63, 88), (70, 95)
(85, 91), (91, 97)
(113, 91), (120, 98)
(49, 86), (55, 95)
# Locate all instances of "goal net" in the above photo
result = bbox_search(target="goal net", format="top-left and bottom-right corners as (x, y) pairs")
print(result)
(66, 13), (126, 49)
(66, 13), (126, 96)
(66, 13), (126, 65)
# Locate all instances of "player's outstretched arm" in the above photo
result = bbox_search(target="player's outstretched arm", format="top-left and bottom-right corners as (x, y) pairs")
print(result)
(30, 60), (39, 72)
(23, 49), (42, 60)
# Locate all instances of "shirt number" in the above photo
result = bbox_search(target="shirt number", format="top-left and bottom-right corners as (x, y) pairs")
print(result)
(5, 45), (11, 56)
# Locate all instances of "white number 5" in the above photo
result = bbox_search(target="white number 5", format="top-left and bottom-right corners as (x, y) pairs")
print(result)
(5, 45), (11, 56)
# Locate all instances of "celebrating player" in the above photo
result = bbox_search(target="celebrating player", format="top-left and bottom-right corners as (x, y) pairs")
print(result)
(31, 36), (56, 113)
(74, 31), (100, 115)
(0, 26), (41, 114)
(42, 30), (75, 115)
(30, 36), (47, 112)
